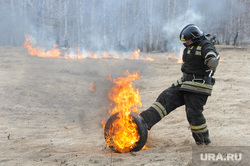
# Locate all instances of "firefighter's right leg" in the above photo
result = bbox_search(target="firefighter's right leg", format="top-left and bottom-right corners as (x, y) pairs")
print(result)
(140, 86), (184, 130)
(184, 93), (211, 145)
(186, 107), (211, 145)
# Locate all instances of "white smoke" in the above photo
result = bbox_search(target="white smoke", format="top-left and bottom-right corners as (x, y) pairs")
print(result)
(163, 8), (203, 51)
(0, 0), (246, 49)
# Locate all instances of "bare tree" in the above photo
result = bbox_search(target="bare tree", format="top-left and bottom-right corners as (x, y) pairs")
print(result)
(0, 0), (249, 50)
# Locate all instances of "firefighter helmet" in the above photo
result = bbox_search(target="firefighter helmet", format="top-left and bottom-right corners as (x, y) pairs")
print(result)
(180, 24), (204, 42)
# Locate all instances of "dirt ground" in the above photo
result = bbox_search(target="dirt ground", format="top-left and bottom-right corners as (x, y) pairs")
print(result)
(0, 45), (249, 166)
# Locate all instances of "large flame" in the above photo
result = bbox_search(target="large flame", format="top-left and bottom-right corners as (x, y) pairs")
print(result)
(104, 70), (142, 152)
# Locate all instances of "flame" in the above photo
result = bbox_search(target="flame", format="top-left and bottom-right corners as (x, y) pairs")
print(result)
(129, 49), (141, 60)
(130, 49), (155, 61)
(23, 36), (185, 63)
(166, 54), (183, 64)
(104, 70), (142, 152)
(22, 36), (155, 61)
(164, 48), (183, 64)
(23, 36), (186, 64)
(23, 36), (61, 58)
(90, 82), (95, 92)
(142, 145), (148, 150)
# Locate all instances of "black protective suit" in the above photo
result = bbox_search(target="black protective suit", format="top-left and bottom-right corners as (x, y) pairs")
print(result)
(140, 37), (219, 145)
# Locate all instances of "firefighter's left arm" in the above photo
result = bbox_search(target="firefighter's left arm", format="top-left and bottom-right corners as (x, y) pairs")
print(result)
(204, 52), (219, 71)
(201, 42), (220, 71)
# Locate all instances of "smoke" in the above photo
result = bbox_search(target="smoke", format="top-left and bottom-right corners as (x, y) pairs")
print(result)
(162, 8), (203, 51)
(0, 0), (247, 50)
(162, 0), (246, 51)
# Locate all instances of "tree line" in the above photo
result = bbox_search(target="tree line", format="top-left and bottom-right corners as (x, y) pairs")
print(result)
(0, 0), (249, 52)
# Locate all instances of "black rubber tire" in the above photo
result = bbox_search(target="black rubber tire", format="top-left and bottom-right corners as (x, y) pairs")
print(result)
(104, 112), (148, 153)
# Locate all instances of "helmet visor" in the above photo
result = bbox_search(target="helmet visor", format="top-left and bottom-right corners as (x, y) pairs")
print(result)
(180, 38), (192, 43)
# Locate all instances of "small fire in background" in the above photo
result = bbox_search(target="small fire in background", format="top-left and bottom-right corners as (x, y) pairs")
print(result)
(130, 49), (155, 61)
(23, 36), (61, 58)
(90, 82), (95, 92)
(165, 54), (183, 64)
(164, 47), (183, 63)
(103, 70), (143, 152)
(23, 36), (156, 61)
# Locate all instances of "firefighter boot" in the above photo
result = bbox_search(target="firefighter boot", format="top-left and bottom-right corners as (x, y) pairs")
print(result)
(139, 107), (161, 130)
(192, 130), (211, 145)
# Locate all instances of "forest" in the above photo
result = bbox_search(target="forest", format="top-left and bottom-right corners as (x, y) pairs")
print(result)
(0, 0), (249, 52)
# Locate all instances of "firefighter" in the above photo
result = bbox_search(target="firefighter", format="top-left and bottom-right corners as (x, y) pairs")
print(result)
(140, 24), (219, 145)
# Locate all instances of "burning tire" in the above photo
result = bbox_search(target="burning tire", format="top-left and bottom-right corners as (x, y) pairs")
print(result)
(104, 112), (148, 153)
